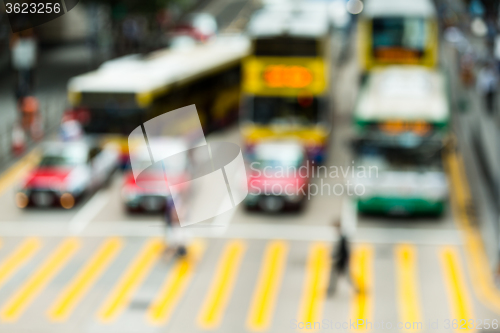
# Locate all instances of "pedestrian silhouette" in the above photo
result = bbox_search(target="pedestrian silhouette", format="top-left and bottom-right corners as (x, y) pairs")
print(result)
(163, 196), (187, 258)
(327, 219), (360, 296)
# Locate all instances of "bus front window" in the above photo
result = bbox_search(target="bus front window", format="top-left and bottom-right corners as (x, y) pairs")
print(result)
(249, 96), (319, 126)
(372, 17), (428, 59)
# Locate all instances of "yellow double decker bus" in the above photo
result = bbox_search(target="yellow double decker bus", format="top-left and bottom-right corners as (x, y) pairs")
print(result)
(358, 0), (439, 72)
(241, 4), (332, 163)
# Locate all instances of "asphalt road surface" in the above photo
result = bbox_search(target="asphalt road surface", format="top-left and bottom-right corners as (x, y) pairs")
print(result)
(0, 10), (499, 333)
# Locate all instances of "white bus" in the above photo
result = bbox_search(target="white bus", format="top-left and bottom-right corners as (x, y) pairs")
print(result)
(67, 35), (250, 164)
(352, 66), (450, 215)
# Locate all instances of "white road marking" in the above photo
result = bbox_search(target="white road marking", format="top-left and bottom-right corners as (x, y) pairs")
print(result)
(68, 190), (110, 234)
(0, 220), (463, 244)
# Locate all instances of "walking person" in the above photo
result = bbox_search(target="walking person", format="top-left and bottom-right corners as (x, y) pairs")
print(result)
(476, 63), (498, 115)
(327, 219), (359, 296)
(10, 30), (37, 101)
(163, 196), (187, 258)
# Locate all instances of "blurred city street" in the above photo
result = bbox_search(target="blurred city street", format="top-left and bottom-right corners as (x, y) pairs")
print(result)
(0, 0), (500, 332)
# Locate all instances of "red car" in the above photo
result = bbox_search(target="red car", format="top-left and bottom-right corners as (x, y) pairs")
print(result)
(245, 141), (309, 212)
(16, 140), (119, 209)
(122, 138), (191, 213)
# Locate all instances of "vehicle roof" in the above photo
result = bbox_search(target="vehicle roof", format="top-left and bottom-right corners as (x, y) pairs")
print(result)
(354, 66), (449, 123)
(68, 35), (250, 95)
(363, 0), (436, 18)
(247, 3), (329, 37)
(254, 141), (304, 161)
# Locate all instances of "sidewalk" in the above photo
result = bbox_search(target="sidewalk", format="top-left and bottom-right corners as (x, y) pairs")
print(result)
(0, 43), (93, 169)
(442, 33), (500, 267)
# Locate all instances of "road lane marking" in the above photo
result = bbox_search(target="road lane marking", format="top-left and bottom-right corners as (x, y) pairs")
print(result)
(49, 238), (123, 321)
(98, 238), (163, 322)
(445, 147), (500, 314)
(147, 240), (206, 325)
(198, 240), (246, 329)
(0, 150), (40, 197)
(0, 238), (40, 290)
(350, 244), (373, 332)
(1, 238), (80, 322)
(439, 246), (474, 332)
(246, 240), (289, 331)
(69, 190), (111, 234)
(297, 243), (329, 328)
(395, 244), (422, 332)
(0, 223), (463, 244)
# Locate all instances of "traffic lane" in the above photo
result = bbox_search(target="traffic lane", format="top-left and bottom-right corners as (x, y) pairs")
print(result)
(88, 126), (245, 225)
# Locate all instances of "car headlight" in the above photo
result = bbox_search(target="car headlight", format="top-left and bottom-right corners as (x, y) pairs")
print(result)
(15, 192), (29, 208)
(60, 193), (75, 209)
(285, 193), (302, 203)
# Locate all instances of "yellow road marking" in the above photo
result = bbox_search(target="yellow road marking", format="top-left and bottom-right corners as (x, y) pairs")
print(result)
(0, 150), (40, 197)
(444, 148), (500, 314)
(198, 240), (246, 330)
(395, 244), (422, 332)
(49, 238), (123, 321)
(98, 238), (163, 322)
(350, 244), (373, 332)
(147, 240), (206, 325)
(439, 246), (474, 332)
(246, 241), (289, 331)
(297, 242), (329, 329)
(0, 238), (40, 290)
(1, 238), (80, 322)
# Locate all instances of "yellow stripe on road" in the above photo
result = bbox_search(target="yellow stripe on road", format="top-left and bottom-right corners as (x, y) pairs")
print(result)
(350, 244), (373, 331)
(395, 244), (422, 332)
(297, 243), (329, 328)
(0, 238), (40, 291)
(98, 238), (163, 322)
(440, 247), (474, 332)
(247, 241), (289, 331)
(198, 240), (246, 330)
(49, 238), (123, 321)
(0, 150), (40, 197)
(1, 238), (80, 322)
(445, 146), (500, 314)
(147, 240), (206, 325)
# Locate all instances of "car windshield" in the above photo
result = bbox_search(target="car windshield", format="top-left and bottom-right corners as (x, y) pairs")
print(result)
(254, 146), (303, 171)
(129, 157), (187, 175)
(39, 150), (87, 167)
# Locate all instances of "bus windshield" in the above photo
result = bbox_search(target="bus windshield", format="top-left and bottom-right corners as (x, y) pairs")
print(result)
(372, 17), (428, 54)
(83, 107), (144, 135)
(355, 142), (442, 171)
(254, 37), (320, 57)
(248, 96), (320, 125)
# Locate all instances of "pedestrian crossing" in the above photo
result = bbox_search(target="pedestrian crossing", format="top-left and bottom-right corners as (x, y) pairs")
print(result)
(0, 236), (484, 331)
